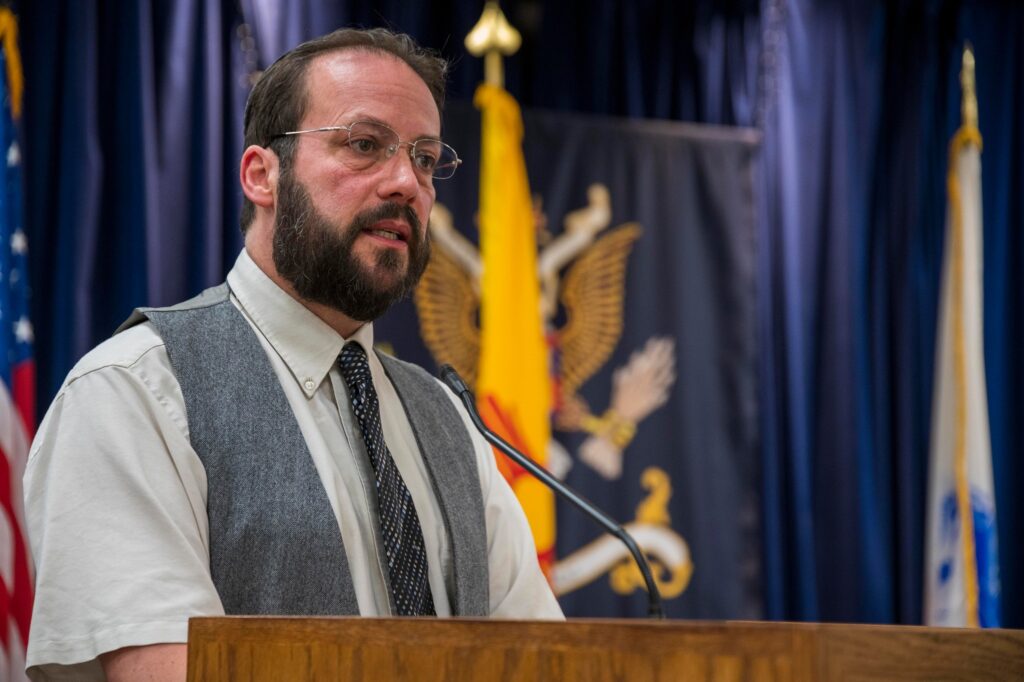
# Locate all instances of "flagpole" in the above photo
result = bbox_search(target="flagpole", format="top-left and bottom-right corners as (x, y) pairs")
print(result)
(465, 1), (522, 88)
(950, 43), (982, 627)
(960, 44), (977, 130)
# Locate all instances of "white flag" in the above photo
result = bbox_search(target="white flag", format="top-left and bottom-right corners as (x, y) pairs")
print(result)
(924, 123), (1000, 627)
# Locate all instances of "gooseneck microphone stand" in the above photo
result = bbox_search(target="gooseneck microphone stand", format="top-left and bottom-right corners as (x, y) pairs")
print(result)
(439, 365), (665, 619)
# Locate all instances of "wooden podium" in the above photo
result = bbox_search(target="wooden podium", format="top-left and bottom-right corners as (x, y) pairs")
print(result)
(187, 616), (1024, 681)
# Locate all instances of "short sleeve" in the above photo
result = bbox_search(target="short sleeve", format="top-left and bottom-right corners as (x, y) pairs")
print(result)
(24, 337), (224, 680)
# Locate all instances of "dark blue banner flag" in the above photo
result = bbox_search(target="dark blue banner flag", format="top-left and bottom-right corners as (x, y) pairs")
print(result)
(375, 103), (761, 619)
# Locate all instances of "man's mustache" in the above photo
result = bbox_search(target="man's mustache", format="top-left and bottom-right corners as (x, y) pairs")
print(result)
(350, 202), (422, 240)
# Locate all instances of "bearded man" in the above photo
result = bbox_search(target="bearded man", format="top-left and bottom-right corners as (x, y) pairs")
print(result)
(23, 28), (562, 682)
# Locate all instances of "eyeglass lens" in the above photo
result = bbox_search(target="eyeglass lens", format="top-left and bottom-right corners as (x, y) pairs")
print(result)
(344, 121), (459, 180)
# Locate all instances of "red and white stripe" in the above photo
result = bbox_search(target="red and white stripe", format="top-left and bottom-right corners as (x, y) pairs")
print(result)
(0, 363), (34, 681)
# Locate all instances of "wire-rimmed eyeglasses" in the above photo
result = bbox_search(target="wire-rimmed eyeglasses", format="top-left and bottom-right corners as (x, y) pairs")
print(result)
(271, 120), (462, 180)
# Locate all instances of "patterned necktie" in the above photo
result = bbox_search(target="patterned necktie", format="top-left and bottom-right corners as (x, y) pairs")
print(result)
(338, 342), (436, 616)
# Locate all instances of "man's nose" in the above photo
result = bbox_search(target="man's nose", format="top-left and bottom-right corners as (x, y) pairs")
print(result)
(375, 146), (423, 203)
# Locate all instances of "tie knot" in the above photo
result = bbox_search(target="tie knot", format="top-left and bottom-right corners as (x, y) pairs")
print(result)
(339, 342), (371, 390)
(340, 341), (367, 364)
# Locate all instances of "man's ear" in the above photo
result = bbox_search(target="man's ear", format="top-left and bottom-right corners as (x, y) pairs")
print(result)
(240, 145), (278, 210)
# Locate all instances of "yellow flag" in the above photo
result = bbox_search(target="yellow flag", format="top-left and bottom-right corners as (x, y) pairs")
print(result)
(474, 83), (555, 570)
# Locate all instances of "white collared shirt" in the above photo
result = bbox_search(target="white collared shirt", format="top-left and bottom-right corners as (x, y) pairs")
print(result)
(24, 250), (562, 681)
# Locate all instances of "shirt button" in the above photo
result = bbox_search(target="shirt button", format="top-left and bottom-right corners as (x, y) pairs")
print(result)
(303, 378), (316, 391)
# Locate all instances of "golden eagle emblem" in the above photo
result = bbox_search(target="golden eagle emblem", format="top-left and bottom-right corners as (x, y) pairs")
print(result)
(416, 183), (674, 482)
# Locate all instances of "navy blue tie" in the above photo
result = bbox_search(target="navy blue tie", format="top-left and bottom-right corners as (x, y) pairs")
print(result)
(338, 342), (436, 616)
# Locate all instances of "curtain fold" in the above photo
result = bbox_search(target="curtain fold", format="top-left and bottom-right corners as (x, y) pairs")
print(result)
(23, 0), (245, 405)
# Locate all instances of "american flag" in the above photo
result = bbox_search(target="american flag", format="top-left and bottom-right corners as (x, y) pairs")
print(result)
(0, 9), (33, 680)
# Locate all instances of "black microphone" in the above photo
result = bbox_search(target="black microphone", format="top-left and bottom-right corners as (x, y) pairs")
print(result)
(439, 364), (665, 619)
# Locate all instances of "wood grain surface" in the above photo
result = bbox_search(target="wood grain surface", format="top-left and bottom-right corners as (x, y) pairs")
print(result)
(187, 617), (1024, 681)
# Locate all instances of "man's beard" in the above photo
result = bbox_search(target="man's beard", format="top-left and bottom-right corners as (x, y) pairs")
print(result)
(272, 169), (430, 323)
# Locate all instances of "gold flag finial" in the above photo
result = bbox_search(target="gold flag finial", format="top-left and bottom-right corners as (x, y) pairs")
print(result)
(960, 43), (978, 130)
(465, 1), (521, 88)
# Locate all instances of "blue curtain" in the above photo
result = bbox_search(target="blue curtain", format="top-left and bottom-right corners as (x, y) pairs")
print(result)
(759, 0), (1024, 625)
(22, 0), (247, 403)
(759, 0), (899, 623)
(19, 0), (1024, 625)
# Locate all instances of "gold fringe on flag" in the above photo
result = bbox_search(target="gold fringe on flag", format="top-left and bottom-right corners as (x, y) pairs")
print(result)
(0, 8), (23, 120)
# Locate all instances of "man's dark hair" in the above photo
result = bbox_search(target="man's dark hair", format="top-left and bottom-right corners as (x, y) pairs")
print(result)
(239, 27), (449, 232)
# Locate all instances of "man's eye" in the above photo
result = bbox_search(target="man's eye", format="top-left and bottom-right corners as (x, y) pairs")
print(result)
(413, 151), (438, 171)
(348, 137), (380, 155)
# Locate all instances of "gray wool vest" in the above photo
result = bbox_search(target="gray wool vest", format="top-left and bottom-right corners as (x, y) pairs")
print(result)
(117, 283), (489, 616)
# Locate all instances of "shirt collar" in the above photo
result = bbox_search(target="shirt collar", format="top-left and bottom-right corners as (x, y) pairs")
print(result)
(226, 249), (375, 398)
